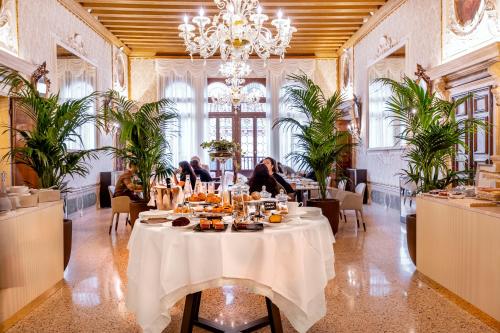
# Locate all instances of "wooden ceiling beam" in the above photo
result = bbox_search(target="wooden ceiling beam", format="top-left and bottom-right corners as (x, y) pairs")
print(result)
(80, 0), (385, 6)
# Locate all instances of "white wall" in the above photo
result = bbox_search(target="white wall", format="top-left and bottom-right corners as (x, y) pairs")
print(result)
(17, 0), (114, 188)
(353, 0), (442, 200)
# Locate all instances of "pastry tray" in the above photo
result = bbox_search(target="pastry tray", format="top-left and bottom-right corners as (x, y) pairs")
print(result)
(232, 223), (264, 232)
(193, 223), (229, 232)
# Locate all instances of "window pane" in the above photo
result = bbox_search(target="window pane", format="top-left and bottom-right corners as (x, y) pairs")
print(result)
(241, 118), (254, 170)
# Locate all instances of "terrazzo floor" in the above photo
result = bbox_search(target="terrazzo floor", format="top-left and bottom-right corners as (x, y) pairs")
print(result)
(6, 204), (500, 333)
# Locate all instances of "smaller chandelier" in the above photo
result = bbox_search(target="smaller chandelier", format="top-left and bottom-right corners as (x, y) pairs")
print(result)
(210, 84), (263, 111)
(178, 0), (296, 62)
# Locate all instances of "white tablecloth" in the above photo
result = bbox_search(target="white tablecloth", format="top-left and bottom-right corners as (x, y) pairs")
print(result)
(126, 209), (335, 333)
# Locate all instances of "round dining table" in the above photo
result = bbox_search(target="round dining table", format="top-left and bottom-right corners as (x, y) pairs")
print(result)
(126, 208), (335, 333)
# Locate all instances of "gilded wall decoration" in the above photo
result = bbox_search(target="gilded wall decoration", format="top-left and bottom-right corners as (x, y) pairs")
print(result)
(0, 0), (18, 55)
(443, 0), (499, 61)
(112, 46), (128, 97)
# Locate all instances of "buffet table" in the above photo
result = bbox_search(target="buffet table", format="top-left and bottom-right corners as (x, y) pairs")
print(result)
(416, 196), (500, 321)
(126, 209), (335, 333)
(0, 201), (64, 329)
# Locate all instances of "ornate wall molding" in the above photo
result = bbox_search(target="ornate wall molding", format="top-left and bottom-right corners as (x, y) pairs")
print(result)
(376, 35), (398, 57)
(66, 33), (86, 57)
(0, 0), (18, 55)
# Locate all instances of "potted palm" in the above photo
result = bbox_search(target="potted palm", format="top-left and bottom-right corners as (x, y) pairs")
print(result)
(101, 91), (178, 226)
(0, 65), (103, 270)
(273, 73), (354, 235)
(379, 76), (484, 265)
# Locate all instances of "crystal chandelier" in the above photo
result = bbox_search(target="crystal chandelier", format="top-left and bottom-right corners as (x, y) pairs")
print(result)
(178, 0), (296, 61)
(210, 61), (263, 111)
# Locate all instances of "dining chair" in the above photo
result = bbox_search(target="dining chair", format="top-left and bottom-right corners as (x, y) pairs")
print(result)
(338, 182), (366, 232)
(108, 186), (131, 234)
(400, 177), (417, 207)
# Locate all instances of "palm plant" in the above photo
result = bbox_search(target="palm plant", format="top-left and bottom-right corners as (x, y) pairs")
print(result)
(378, 76), (485, 193)
(101, 91), (178, 202)
(0, 66), (102, 192)
(273, 72), (353, 200)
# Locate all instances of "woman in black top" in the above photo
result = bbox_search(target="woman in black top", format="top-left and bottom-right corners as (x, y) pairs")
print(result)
(190, 159), (213, 182)
(262, 157), (295, 194)
(175, 160), (196, 190)
(247, 164), (280, 197)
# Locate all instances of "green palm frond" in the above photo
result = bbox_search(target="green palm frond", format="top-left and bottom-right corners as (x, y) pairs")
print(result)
(273, 71), (356, 199)
(100, 90), (178, 201)
(379, 76), (486, 192)
(0, 65), (105, 192)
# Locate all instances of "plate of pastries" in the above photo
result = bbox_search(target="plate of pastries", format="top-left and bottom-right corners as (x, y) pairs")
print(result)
(187, 193), (222, 204)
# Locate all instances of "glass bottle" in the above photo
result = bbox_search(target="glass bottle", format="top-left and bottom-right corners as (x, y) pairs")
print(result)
(184, 175), (192, 198)
(260, 185), (271, 199)
(276, 189), (288, 212)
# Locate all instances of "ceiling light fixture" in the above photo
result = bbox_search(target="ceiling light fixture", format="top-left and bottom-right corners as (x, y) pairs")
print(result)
(178, 0), (296, 62)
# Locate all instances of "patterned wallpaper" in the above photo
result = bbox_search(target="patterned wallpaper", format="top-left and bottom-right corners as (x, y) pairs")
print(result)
(353, 0), (442, 190)
(17, 0), (114, 188)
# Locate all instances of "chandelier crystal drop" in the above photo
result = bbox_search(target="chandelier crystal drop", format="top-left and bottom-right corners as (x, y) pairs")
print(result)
(178, 0), (296, 61)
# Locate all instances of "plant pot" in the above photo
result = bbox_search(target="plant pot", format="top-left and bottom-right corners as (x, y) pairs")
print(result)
(307, 198), (340, 235)
(209, 150), (233, 159)
(129, 201), (150, 228)
(406, 214), (417, 266)
(63, 219), (72, 271)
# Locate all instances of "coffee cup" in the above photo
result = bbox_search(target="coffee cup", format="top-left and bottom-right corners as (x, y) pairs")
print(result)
(287, 201), (303, 214)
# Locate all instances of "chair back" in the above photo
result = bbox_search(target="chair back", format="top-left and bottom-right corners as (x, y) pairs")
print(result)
(111, 195), (130, 214)
(355, 183), (366, 197)
(108, 185), (115, 199)
(338, 179), (347, 191)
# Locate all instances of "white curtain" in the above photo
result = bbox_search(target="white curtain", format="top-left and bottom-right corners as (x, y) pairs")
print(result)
(57, 59), (97, 150)
(368, 58), (405, 148)
(159, 70), (196, 164)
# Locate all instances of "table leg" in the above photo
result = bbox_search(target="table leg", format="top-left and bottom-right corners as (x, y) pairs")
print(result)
(181, 292), (283, 333)
(265, 297), (283, 333)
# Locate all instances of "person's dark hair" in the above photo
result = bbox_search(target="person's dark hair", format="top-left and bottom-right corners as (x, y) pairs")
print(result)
(263, 157), (278, 173)
(190, 159), (201, 170)
(248, 163), (279, 196)
(179, 160), (196, 180)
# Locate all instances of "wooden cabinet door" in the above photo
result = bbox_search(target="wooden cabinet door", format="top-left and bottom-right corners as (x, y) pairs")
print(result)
(10, 98), (39, 187)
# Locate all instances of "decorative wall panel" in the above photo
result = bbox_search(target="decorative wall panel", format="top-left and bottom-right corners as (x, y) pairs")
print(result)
(0, 0), (18, 55)
(443, 0), (500, 61)
(112, 46), (128, 97)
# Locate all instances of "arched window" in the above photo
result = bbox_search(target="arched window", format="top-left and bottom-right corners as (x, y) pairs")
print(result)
(164, 81), (195, 163)
(241, 82), (266, 113)
(278, 84), (306, 172)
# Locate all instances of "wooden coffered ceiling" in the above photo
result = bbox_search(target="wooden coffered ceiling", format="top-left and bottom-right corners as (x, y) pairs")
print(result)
(77, 0), (388, 58)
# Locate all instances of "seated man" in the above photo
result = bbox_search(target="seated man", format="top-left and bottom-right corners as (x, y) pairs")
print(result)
(190, 159), (213, 182)
(114, 162), (142, 201)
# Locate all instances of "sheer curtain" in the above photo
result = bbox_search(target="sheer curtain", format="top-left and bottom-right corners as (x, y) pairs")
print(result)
(368, 58), (405, 148)
(57, 59), (97, 150)
(159, 71), (196, 164)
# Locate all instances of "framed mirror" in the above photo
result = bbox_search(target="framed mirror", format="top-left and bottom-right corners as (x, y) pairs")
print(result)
(367, 43), (407, 149)
(56, 44), (97, 150)
(31, 62), (51, 97)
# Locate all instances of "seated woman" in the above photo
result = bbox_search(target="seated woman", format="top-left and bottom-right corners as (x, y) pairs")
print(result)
(248, 163), (280, 197)
(173, 160), (197, 190)
(190, 155), (210, 172)
(114, 162), (142, 201)
(262, 157), (295, 194)
(190, 159), (213, 182)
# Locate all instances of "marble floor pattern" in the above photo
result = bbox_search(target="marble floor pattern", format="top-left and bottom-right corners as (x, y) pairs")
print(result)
(6, 204), (500, 333)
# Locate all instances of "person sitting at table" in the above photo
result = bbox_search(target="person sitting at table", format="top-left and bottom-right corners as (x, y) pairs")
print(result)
(248, 163), (280, 197)
(173, 161), (197, 190)
(114, 162), (142, 201)
(190, 159), (213, 182)
(262, 157), (295, 195)
(190, 155), (210, 172)
(278, 162), (295, 176)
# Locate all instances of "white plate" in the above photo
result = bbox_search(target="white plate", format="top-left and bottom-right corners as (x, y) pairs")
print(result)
(139, 210), (173, 218)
